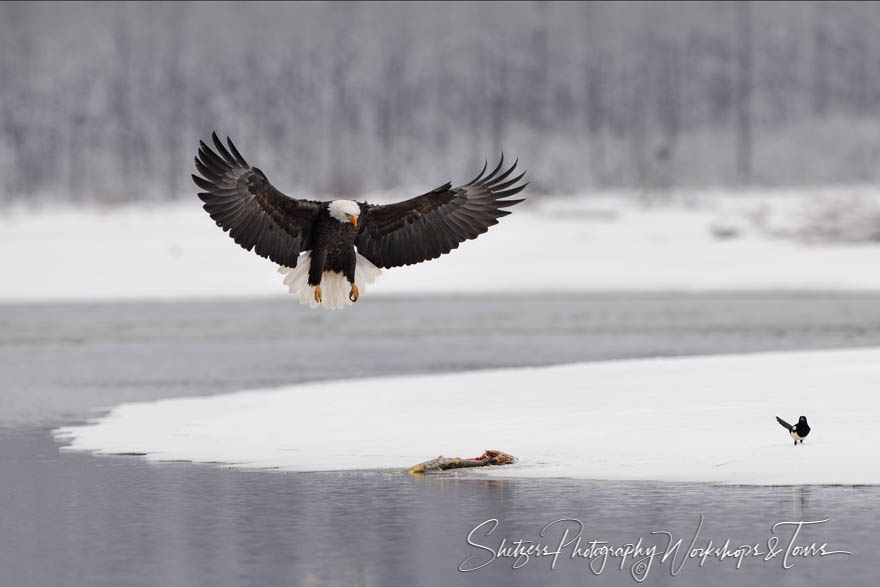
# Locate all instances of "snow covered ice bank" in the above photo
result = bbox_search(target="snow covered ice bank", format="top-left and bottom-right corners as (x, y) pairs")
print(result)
(6, 191), (880, 302)
(55, 348), (880, 485)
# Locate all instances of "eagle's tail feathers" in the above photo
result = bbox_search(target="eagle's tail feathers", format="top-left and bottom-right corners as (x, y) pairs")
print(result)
(278, 251), (382, 310)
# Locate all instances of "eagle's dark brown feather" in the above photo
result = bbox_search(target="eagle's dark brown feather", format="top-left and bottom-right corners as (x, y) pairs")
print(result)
(192, 132), (321, 268)
(355, 155), (527, 268)
(193, 133), (528, 289)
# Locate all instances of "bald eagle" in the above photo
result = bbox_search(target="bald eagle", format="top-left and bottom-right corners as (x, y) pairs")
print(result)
(192, 133), (527, 309)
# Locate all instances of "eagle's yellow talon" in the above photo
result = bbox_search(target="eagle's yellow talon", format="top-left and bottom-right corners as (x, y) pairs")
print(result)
(349, 284), (359, 303)
(314, 285), (322, 303)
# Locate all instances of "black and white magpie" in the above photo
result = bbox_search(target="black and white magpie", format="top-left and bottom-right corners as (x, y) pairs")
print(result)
(776, 416), (810, 445)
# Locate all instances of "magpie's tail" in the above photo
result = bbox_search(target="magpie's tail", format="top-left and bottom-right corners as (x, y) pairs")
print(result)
(776, 416), (793, 432)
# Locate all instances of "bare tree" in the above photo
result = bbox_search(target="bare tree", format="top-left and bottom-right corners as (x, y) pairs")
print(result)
(2, 1), (880, 203)
(735, 0), (753, 185)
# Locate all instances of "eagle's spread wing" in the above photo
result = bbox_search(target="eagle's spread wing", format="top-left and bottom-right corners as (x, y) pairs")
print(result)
(355, 157), (527, 268)
(192, 133), (322, 268)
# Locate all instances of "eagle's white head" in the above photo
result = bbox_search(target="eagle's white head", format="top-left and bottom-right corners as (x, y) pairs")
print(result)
(328, 200), (360, 227)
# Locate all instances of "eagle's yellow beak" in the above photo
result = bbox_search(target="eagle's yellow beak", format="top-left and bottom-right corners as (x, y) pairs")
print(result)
(348, 215), (358, 227)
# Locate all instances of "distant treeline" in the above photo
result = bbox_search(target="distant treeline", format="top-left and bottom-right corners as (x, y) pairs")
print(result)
(2, 1), (880, 203)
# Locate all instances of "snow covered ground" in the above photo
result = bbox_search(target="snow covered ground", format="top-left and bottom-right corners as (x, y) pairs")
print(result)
(3, 188), (880, 302)
(54, 347), (880, 485)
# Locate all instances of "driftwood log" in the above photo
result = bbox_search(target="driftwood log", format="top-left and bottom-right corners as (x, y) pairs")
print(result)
(408, 450), (517, 474)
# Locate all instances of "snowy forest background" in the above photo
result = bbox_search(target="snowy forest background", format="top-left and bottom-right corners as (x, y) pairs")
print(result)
(2, 1), (880, 204)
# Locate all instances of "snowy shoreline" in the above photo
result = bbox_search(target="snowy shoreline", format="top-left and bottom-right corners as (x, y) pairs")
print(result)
(5, 191), (880, 302)
(54, 347), (880, 486)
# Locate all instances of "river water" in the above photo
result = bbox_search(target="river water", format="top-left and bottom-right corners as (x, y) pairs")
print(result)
(1, 293), (878, 586)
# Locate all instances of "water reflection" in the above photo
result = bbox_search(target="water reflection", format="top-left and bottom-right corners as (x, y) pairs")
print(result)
(6, 293), (880, 425)
(2, 430), (872, 587)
